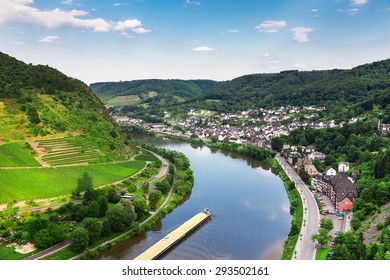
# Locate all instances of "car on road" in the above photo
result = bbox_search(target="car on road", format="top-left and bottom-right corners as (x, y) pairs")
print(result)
(334, 231), (342, 237)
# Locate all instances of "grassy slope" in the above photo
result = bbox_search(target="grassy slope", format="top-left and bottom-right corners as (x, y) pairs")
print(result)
(0, 160), (146, 203)
(0, 142), (40, 167)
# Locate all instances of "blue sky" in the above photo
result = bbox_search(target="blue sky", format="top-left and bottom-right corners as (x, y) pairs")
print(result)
(1, 0), (390, 84)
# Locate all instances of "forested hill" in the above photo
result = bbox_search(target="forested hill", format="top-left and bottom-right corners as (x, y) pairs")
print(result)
(0, 52), (134, 156)
(90, 79), (219, 106)
(104, 59), (390, 120)
(202, 59), (390, 112)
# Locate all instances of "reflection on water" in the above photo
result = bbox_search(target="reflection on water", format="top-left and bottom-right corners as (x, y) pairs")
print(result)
(94, 137), (292, 260)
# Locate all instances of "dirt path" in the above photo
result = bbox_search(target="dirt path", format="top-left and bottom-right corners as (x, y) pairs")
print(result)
(28, 140), (50, 167)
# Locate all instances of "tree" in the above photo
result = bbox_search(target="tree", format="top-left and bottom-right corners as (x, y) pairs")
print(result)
(83, 187), (94, 205)
(26, 217), (48, 239)
(119, 199), (137, 226)
(33, 229), (52, 249)
(319, 218), (334, 232)
(71, 204), (87, 222)
(34, 223), (67, 249)
(106, 186), (121, 203)
(332, 232), (366, 260)
(86, 201), (100, 218)
(131, 195), (148, 218)
(156, 179), (170, 195)
(69, 226), (89, 253)
(101, 218), (112, 237)
(331, 244), (353, 260)
(310, 228), (332, 248)
(271, 137), (284, 151)
(97, 195), (108, 217)
(142, 183), (150, 193)
(81, 217), (102, 245)
(149, 190), (162, 210)
(106, 205), (127, 232)
(77, 172), (93, 193)
(210, 135), (218, 143)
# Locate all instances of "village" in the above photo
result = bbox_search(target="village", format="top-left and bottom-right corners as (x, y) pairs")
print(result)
(112, 105), (368, 217)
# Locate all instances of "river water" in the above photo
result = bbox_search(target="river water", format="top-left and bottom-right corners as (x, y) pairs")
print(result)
(94, 138), (292, 260)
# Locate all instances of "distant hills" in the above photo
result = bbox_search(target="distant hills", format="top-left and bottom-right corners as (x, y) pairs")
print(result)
(90, 79), (218, 106)
(0, 52), (135, 158)
(92, 59), (390, 121)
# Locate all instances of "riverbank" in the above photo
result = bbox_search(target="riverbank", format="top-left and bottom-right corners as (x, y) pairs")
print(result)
(266, 158), (303, 260)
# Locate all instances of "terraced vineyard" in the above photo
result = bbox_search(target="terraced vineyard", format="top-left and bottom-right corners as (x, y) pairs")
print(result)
(39, 137), (104, 166)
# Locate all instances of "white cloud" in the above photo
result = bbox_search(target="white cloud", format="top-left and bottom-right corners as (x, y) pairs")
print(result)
(350, 0), (368, 6)
(255, 20), (287, 33)
(39, 35), (60, 43)
(311, 9), (319, 12)
(114, 19), (151, 34)
(0, 0), (150, 34)
(192, 46), (217, 52)
(114, 19), (142, 31)
(338, 8), (360, 15)
(69, 9), (89, 16)
(62, 0), (75, 5)
(184, 0), (201, 7)
(291, 27), (313, 42)
(11, 41), (24, 45)
(228, 29), (239, 33)
(133, 27), (151, 34)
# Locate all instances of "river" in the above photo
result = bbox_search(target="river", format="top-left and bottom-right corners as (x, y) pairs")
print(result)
(94, 137), (292, 260)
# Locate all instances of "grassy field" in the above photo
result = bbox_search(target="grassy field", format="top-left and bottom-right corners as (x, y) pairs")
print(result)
(0, 160), (146, 203)
(0, 245), (38, 260)
(315, 248), (330, 260)
(107, 95), (141, 106)
(0, 142), (40, 167)
(39, 137), (105, 166)
(134, 153), (158, 162)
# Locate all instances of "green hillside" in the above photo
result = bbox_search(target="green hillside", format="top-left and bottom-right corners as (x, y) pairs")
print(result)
(0, 52), (136, 160)
(200, 60), (390, 114)
(0, 142), (40, 167)
(0, 160), (145, 203)
(111, 59), (390, 121)
(90, 79), (219, 106)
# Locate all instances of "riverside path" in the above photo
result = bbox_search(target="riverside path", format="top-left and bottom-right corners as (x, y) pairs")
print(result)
(275, 154), (320, 260)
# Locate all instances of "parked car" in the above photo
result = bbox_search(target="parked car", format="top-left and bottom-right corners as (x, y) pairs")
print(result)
(325, 251), (333, 260)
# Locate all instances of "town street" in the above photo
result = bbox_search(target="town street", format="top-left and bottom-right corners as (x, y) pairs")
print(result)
(275, 154), (320, 260)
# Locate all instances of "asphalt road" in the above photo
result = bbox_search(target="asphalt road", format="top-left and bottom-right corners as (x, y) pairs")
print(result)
(275, 154), (320, 260)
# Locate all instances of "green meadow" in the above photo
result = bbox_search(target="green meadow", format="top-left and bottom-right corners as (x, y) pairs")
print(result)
(0, 142), (40, 167)
(0, 160), (146, 203)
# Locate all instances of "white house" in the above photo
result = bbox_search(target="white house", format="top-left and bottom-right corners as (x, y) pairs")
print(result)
(338, 162), (350, 173)
(324, 167), (337, 176)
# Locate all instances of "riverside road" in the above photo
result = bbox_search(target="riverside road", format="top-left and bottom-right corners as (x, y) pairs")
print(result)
(275, 154), (320, 260)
